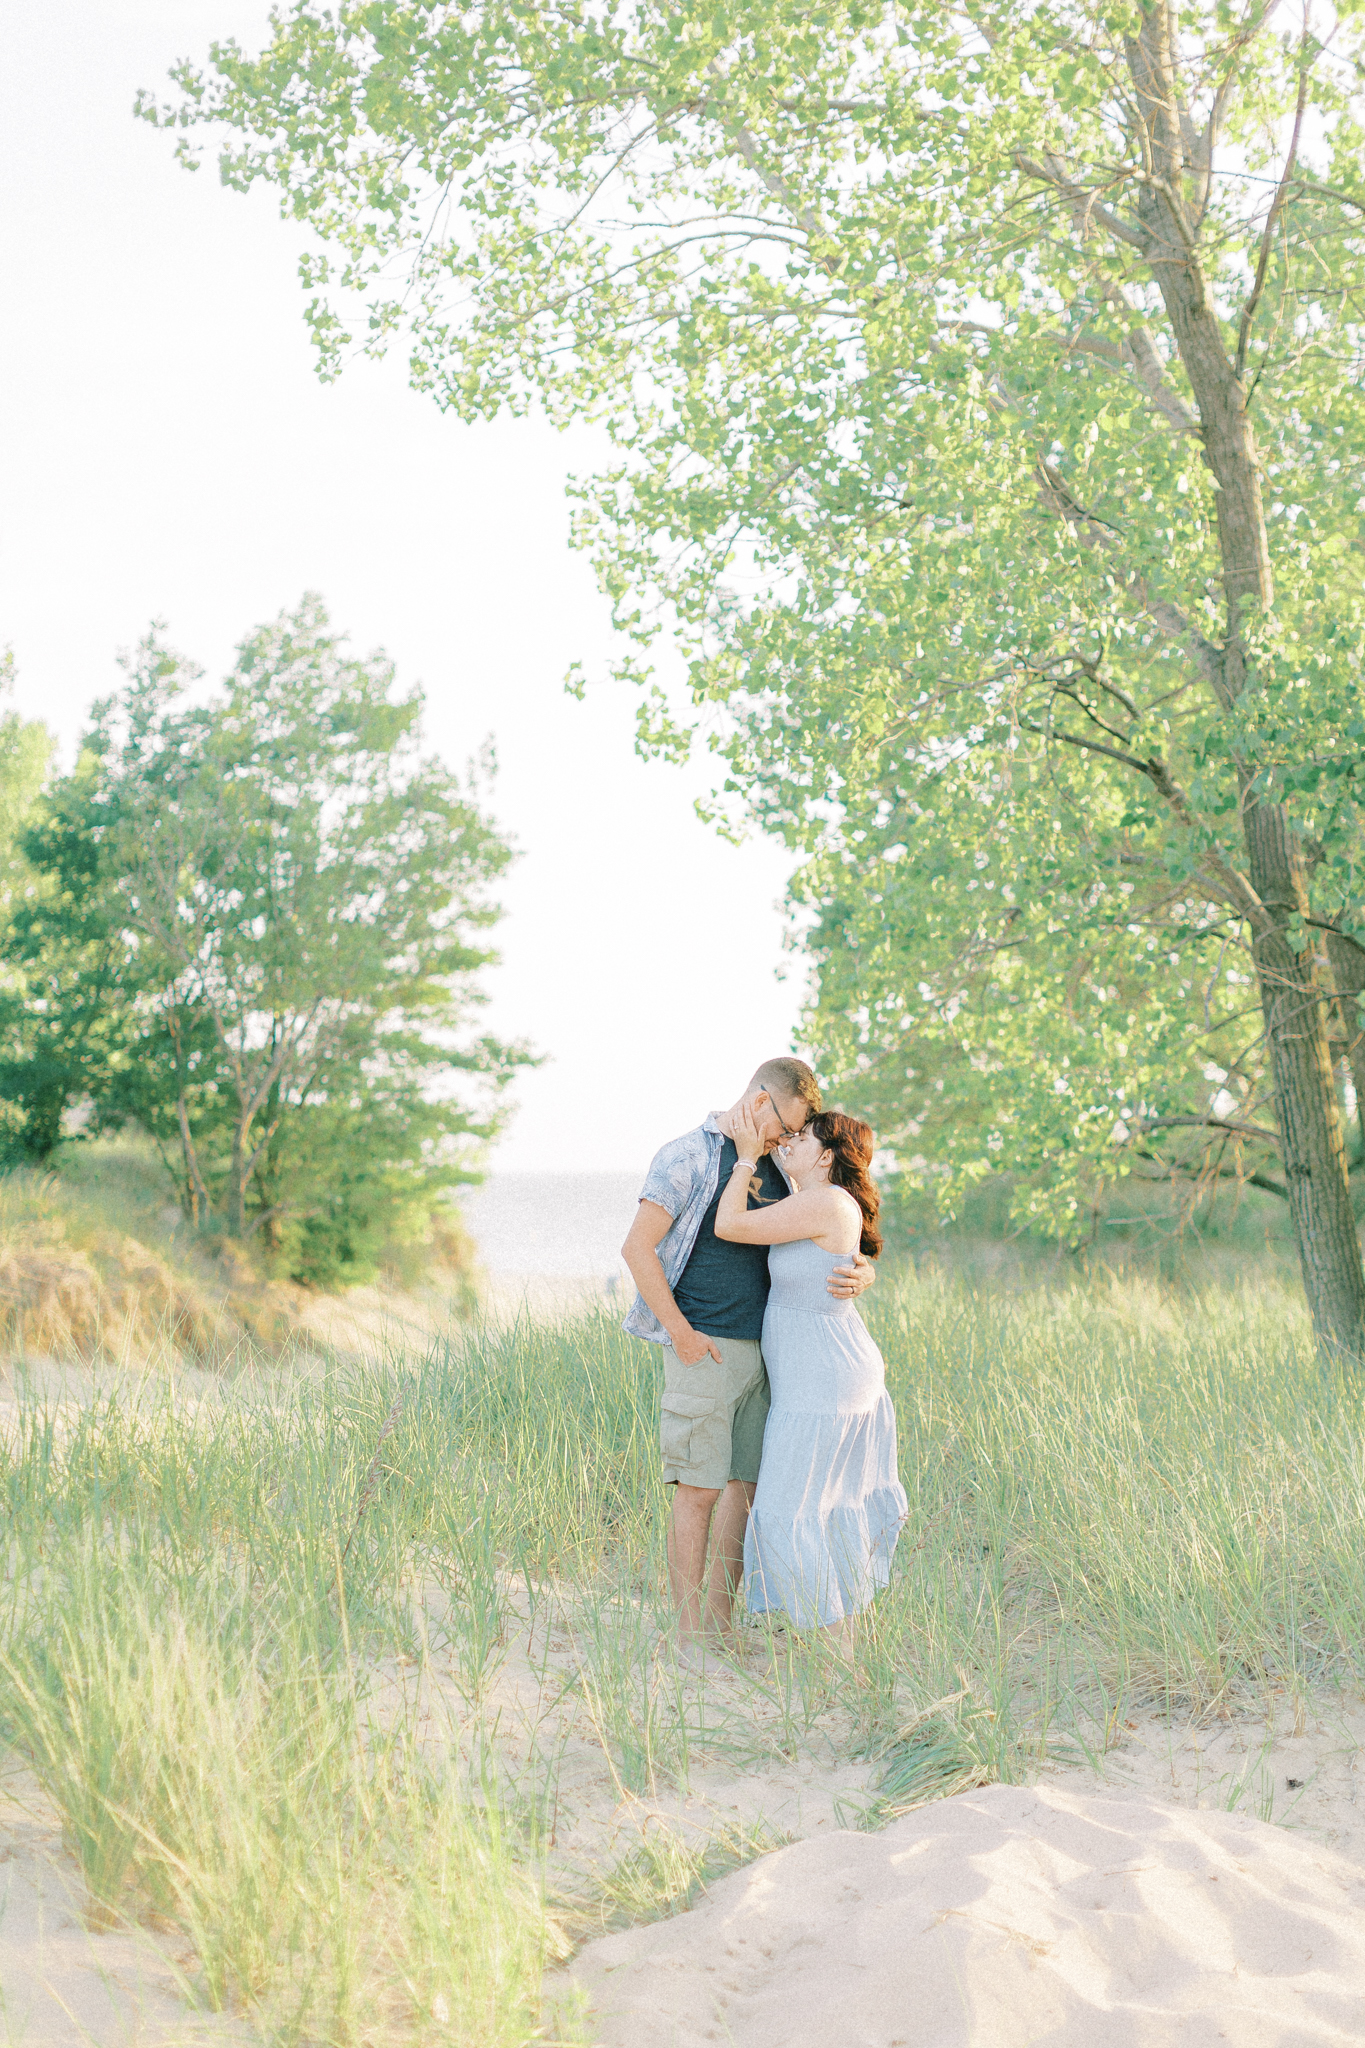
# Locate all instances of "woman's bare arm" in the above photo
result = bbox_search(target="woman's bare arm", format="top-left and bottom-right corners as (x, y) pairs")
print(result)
(715, 1160), (853, 1248)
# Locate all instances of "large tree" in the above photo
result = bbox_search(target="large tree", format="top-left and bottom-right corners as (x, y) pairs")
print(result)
(3, 600), (530, 1285)
(152, 3), (1365, 1355)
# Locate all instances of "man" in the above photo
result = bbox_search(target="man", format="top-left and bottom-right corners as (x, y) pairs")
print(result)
(621, 1056), (875, 1667)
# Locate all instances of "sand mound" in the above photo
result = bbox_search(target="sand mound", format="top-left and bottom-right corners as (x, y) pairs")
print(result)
(0, 1772), (244, 2048)
(565, 1781), (1365, 2046)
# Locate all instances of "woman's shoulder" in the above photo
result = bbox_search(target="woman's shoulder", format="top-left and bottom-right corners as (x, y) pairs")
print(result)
(815, 1183), (864, 1244)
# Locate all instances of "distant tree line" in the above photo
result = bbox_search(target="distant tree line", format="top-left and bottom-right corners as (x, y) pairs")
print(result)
(0, 598), (530, 1289)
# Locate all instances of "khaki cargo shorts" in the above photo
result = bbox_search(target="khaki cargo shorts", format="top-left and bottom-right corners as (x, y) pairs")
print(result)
(659, 1334), (770, 1490)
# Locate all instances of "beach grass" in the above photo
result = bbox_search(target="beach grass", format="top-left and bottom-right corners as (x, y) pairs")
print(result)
(1, 1252), (1362, 2043)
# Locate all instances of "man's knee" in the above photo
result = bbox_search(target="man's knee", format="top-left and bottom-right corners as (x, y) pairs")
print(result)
(671, 1482), (722, 1524)
(673, 1482), (723, 1508)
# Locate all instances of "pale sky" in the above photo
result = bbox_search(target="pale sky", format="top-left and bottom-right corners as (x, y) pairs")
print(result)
(0, 1), (807, 1174)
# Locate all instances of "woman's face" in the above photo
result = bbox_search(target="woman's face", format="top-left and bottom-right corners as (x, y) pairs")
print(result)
(778, 1125), (831, 1179)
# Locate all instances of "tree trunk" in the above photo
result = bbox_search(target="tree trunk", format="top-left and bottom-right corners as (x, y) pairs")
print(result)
(1243, 808), (1365, 1361)
(228, 1125), (248, 1239)
(1127, 8), (1365, 1361)
(176, 1091), (212, 1225)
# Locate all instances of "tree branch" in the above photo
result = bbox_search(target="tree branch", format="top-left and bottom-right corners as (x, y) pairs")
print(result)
(1307, 916), (1365, 962)
(1133, 1110), (1281, 1143)
(1130, 1148), (1289, 1198)
(1235, 46), (1309, 383)
(1298, 175), (1365, 214)
(1049, 679), (1138, 746)
(1025, 718), (1148, 774)
(1025, 717), (1274, 933)
(1013, 154), (1149, 248)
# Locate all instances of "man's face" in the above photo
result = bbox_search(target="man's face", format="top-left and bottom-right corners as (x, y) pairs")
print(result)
(749, 1089), (812, 1148)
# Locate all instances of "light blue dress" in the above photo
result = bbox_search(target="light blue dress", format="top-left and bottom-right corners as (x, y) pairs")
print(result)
(743, 1238), (907, 1628)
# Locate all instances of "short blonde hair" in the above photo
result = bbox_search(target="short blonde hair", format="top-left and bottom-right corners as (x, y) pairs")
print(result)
(749, 1057), (822, 1118)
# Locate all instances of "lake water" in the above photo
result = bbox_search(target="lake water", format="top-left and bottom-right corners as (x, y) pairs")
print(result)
(457, 1171), (643, 1293)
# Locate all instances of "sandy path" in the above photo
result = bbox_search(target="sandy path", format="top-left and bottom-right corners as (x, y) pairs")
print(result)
(1059, 1693), (1365, 1868)
(561, 1780), (1365, 2046)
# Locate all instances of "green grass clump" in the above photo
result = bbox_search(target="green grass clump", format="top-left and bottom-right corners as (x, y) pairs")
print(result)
(3, 1558), (550, 2043)
(566, 1816), (792, 1936)
(0, 1255), (1362, 2043)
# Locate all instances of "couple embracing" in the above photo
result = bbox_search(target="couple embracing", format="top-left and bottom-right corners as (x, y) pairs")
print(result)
(622, 1057), (907, 1668)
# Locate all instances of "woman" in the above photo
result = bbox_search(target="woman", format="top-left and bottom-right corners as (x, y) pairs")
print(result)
(715, 1106), (906, 1653)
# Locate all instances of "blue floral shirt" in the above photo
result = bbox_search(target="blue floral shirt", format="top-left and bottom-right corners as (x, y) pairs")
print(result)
(624, 1114), (730, 1344)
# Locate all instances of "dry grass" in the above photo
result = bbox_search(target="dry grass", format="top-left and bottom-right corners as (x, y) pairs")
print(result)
(0, 1140), (479, 1366)
(1, 1172), (238, 1363)
(0, 1169), (312, 1364)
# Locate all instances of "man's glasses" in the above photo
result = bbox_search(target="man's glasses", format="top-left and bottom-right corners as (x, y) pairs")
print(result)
(765, 1098), (810, 1142)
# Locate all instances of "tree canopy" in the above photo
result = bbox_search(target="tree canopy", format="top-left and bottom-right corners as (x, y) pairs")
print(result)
(2, 600), (531, 1287)
(151, 1), (1365, 1350)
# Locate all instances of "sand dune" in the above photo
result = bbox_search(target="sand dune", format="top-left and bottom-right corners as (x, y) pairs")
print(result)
(566, 1781), (1365, 2046)
(0, 1771), (244, 2048)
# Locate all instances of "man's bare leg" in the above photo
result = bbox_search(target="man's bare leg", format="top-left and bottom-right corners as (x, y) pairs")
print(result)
(667, 1483), (721, 1648)
(704, 1479), (756, 1639)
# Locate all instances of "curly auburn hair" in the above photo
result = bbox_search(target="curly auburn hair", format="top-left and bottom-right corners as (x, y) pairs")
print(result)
(809, 1111), (882, 1259)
